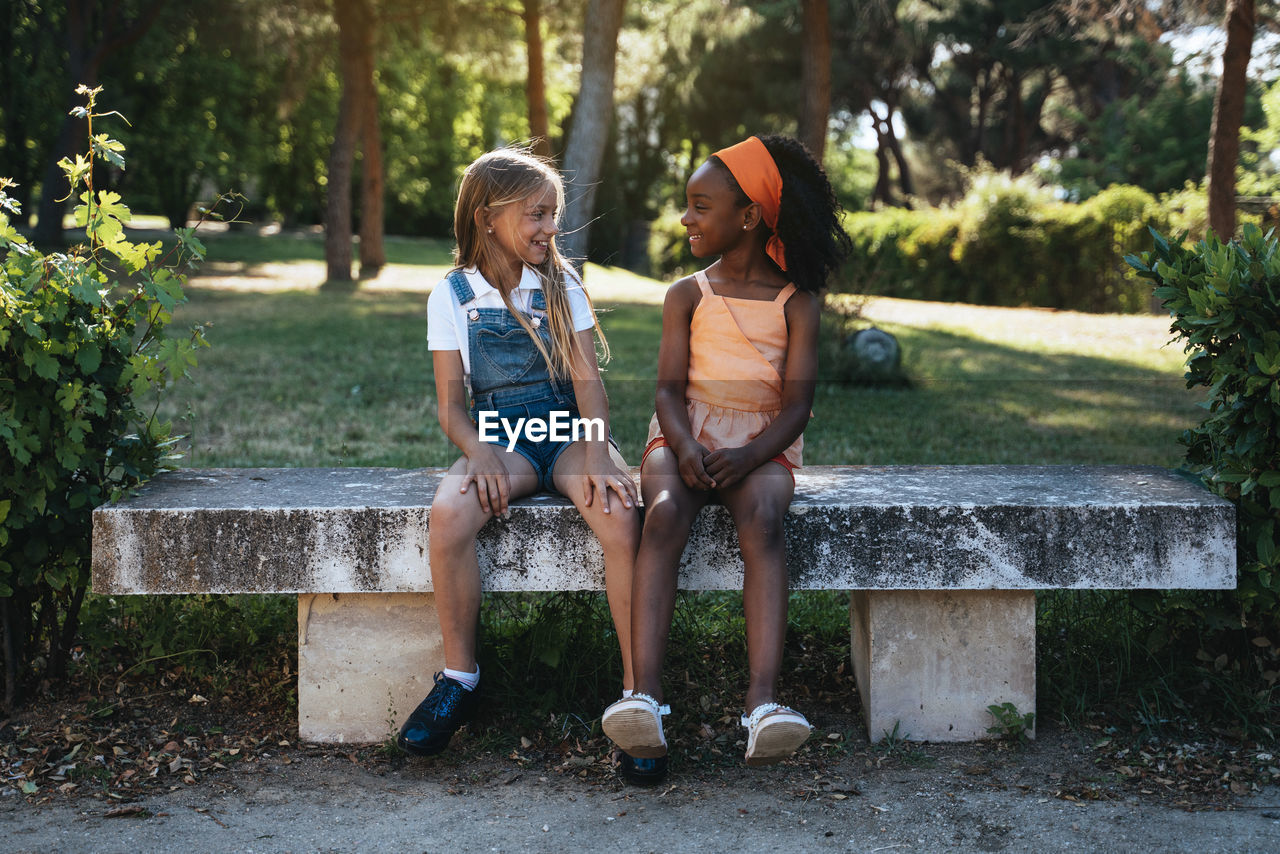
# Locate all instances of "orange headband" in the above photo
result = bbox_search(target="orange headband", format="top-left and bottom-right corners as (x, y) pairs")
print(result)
(713, 136), (786, 271)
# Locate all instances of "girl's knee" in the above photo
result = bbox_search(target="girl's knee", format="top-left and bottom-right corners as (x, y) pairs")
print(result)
(591, 504), (641, 552)
(642, 494), (698, 533)
(735, 501), (786, 545)
(429, 492), (486, 546)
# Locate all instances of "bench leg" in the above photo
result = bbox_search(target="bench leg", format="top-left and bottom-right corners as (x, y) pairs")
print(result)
(297, 593), (443, 743)
(849, 590), (1035, 743)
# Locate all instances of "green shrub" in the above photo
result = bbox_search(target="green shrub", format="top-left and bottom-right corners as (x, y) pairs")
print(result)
(836, 177), (1175, 313)
(1158, 182), (1213, 242)
(0, 87), (208, 708)
(1127, 225), (1280, 631)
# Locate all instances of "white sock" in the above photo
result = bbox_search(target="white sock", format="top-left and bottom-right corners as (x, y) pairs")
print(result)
(622, 689), (633, 698)
(444, 666), (480, 691)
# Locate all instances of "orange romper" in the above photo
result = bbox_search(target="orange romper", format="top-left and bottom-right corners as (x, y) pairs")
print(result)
(645, 270), (803, 473)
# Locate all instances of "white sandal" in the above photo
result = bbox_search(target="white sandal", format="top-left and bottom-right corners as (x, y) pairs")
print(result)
(741, 702), (811, 767)
(602, 693), (670, 759)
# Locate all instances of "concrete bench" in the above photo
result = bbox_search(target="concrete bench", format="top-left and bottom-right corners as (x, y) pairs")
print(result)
(91, 465), (1235, 745)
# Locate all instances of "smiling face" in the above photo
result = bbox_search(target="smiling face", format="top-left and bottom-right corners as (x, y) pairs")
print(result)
(487, 182), (559, 274)
(680, 160), (750, 258)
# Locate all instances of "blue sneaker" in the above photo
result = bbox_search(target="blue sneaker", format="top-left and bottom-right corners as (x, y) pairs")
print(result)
(397, 672), (479, 757)
(618, 750), (669, 786)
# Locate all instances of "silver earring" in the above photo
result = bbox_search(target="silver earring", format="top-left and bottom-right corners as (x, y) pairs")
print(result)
(487, 228), (494, 234)
(742, 224), (748, 230)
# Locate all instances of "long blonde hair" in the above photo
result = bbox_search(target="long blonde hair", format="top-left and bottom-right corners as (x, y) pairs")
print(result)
(452, 147), (609, 379)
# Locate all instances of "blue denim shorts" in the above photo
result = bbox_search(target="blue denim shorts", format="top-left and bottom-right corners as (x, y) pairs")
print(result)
(472, 383), (591, 494)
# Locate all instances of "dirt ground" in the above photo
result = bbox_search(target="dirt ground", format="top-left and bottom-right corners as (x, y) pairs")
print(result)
(5, 720), (1280, 854)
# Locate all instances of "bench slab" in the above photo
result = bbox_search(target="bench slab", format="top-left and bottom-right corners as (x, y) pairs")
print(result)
(90, 465), (1235, 744)
(93, 465), (1235, 594)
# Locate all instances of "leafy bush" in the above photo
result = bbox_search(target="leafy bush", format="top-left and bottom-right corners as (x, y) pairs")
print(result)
(837, 174), (1177, 313)
(0, 87), (209, 709)
(1127, 225), (1280, 632)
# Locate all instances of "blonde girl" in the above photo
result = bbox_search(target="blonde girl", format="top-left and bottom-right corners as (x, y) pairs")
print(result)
(398, 148), (639, 757)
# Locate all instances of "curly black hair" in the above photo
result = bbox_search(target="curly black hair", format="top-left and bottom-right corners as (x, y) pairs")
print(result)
(709, 134), (851, 294)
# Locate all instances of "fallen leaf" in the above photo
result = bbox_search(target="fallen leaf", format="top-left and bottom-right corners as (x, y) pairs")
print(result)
(105, 805), (148, 818)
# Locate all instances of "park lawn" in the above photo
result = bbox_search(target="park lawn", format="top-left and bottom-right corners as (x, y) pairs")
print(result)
(156, 237), (1198, 472)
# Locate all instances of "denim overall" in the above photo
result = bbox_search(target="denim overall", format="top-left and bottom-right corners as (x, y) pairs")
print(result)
(450, 269), (580, 492)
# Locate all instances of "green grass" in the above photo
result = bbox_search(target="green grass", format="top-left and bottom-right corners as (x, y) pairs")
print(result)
(198, 229), (456, 268)
(155, 232), (1196, 471)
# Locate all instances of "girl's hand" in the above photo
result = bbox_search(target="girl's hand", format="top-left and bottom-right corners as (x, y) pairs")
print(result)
(580, 452), (637, 515)
(675, 441), (716, 491)
(461, 445), (512, 516)
(703, 447), (758, 490)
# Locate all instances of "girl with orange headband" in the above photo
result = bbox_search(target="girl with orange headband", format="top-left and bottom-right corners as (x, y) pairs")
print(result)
(602, 135), (850, 783)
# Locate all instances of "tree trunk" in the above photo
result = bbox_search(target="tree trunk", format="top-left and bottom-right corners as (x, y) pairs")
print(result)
(872, 131), (893, 208)
(799, 0), (831, 161)
(326, 0), (375, 284)
(558, 0), (626, 271)
(358, 36), (385, 278)
(879, 97), (913, 201)
(1207, 0), (1255, 239)
(971, 69), (991, 167)
(524, 0), (550, 158)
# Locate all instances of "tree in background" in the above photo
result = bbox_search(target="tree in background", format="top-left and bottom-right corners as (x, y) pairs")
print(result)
(0, 3), (65, 217)
(106, 1), (283, 228)
(4, 0), (1277, 266)
(559, 0), (626, 269)
(523, 0), (551, 158)
(30, 0), (166, 247)
(1207, 0), (1256, 237)
(325, 0), (382, 283)
(830, 0), (920, 206)
(1047, 45), (1222, 198)
(898, 0), (1064, 195)
(799, 0), (832, 161)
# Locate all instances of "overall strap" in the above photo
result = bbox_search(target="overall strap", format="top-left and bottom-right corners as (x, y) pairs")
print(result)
(774, 283), (797, 304)
(447, 269), (475, 305)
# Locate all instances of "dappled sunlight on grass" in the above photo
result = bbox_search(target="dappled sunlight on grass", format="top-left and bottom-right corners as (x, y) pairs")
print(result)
(862, 296), (1186, 375)
(157, 244), (1199, 471)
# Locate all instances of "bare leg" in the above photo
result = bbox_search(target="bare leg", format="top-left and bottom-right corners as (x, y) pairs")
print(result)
(630, 447), (712, 703)
(428, 450), (539, 672)
(551, 441), (642, 692)
(718, 463), (795, 713)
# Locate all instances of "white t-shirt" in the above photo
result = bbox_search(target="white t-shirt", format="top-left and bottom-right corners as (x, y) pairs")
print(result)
(427, 265), (596, 382)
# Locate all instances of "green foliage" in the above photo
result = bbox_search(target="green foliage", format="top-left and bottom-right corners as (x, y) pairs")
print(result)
(986, 701), (1035, 743)
(0, 87), (208, 707)
(1127, 225), (1280, 632)
(76, 593), (295, 689)
(1048, 67), (1218, 199)
(1240, 77), (1280, 199)
(838, 173), (1171, 313)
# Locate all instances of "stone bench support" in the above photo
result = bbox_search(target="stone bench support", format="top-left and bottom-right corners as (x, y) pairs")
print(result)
(92, 466), (1235, 744)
